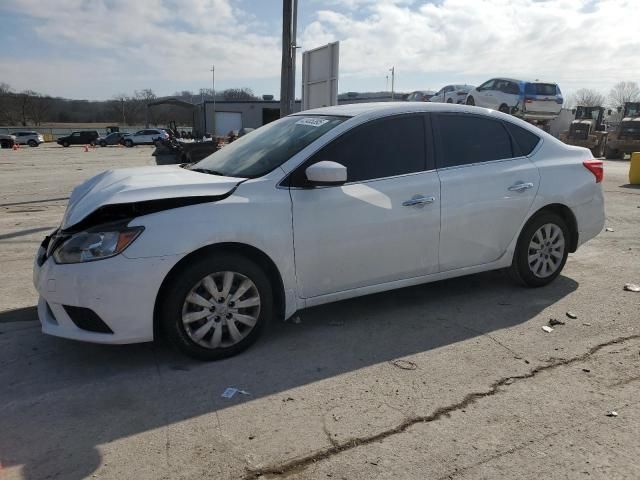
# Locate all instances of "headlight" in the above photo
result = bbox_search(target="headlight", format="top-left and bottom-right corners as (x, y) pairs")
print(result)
(52, 227), (143, 264)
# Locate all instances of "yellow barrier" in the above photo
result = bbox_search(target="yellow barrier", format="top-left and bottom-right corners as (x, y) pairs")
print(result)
(630, 152), (640, 185)
(44, 133), (55, 142)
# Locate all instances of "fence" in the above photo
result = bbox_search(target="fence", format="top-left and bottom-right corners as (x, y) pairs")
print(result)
(0, 125), (193, 142)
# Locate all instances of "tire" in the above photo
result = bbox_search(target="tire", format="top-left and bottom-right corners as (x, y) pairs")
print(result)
(498, 104), (510, 114)
(27, 139), (37, 147)
(160, 252), (273, 360)
(90, 140), (96, 147)
(124, 139), (133, 148)
(466, 96), (475, 106)
(100, 141), (107, 147)
(62, 141), (70, 148)
(604, 146), (619, 159)
(446, 98), (453, 103)
(509, 212), (569, 288)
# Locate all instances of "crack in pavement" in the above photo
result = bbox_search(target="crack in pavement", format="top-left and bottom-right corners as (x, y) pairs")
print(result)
(242, 334), (640, 479)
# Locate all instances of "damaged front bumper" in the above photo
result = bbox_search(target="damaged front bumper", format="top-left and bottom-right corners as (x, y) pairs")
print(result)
(33, 237), (183, 345)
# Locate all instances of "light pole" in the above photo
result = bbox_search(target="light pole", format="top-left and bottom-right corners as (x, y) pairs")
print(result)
(389, 66), (395, 100)
(211, 65), (216, 136)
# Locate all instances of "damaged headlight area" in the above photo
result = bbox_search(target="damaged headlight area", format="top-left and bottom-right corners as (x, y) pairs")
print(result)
(52, 226), (143, 264)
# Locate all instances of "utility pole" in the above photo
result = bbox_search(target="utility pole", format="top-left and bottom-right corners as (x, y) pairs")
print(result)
(211, 64), (216, 136)
(389, 66), (395, 100)
(280, 0), (298, 117)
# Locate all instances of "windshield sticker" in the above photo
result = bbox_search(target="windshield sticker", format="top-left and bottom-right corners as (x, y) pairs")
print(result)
(296, 118), (330, 127)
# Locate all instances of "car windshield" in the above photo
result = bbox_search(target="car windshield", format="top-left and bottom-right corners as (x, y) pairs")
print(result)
(189, 115), (346, 178)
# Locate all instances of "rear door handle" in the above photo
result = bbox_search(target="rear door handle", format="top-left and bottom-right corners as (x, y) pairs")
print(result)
(508, 182), (534, 192)
(403, 195), (436, 207)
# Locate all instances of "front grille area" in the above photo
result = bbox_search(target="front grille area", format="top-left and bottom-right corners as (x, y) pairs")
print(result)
(569, 124), (589, 140)
(63, 305), (113, 334)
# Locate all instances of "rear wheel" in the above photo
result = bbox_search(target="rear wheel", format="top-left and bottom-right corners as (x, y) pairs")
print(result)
(446, 98), (453, 103)
(604, 146), (620, 159)
(509, 212), (569, 287)
(160, 253), (272, 360)
(124, 139), (133, 148)
(466, 96), (475, 106)
(27, 139), (37, 147)
(100, 140), (107, 147)
(499, 104), (510, 114)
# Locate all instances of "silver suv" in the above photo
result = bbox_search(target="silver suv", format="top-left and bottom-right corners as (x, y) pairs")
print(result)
(12, 131), (44, 147)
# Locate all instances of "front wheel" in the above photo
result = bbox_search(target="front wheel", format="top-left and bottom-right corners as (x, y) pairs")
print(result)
(124, 139), (133, 148)
(160, 253), (273, 360)
(499, 104), (510, 113)
(100, 141), (107, 147)
(62, 141), (70, 147)
(27, 139), (37, 147)
(509, 212), (569, 287)
(466, 96), (475, 106)
(446, 98), (453, 103)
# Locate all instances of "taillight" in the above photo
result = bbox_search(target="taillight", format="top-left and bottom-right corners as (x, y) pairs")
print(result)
(583, 159), (603, 183)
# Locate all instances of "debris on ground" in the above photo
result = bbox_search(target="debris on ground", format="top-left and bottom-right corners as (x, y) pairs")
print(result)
(332, 413), (341, 421)
(542, 325), (554, 333)
(389, 359), (418, 370)
(282, 397), (294, 402)
(566, 311), (578, 319)
(583, 322), (592, 326)
(606, 410), (618, 417)
(605, 227), (614, 232)
(582, 368), (591, 373)
(623, 283), (640, 292)
(221, 387), (250, 399)
(549, 318), (566, 326)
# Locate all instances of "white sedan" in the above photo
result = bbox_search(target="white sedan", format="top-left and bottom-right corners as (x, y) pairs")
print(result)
(33, 103), (605, 360)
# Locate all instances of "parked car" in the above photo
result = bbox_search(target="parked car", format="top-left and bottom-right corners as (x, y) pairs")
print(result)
(56, 131), (99, 147)
(0, 133), (16, 149)
(429, 84), (475, 104)
(406, 90), (435, 102)
(123, 128), (169, 147)
(466, 78), (563, 122)
(34, 103), (604, 360)
(97, 132), (128, 147)
(12, 131), (44, 147)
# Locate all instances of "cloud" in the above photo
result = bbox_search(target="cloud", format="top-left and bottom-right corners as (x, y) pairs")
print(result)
(1, 0), (281, 98)
(300, 0), (640, 94)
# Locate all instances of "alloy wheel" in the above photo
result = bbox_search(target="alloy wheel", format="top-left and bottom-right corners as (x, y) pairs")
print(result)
(527, 223), (565, 278)
(181, 271), (261, 349)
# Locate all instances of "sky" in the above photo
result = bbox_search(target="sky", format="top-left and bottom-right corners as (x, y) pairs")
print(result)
(0, 0), (638, 101)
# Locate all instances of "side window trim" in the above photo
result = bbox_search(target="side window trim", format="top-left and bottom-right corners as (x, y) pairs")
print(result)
(432, 112), (519, 170)
(284, 113), (433, 188)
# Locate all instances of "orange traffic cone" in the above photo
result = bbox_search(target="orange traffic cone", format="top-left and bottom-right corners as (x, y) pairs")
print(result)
(84, 145), (89, 152)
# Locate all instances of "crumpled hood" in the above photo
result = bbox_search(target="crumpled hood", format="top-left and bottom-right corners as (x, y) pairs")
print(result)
(61, 165), (243, 229)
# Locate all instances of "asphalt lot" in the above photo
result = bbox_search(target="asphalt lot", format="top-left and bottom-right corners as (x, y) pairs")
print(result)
(0, 143), (639, 480)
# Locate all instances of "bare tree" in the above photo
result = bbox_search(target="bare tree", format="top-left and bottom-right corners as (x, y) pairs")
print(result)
(222, 88), (258, 101)
(0, 82), (14, 124)
(608, 81), (640, 110)
(27, 93), (53, 126)
(571, 88), (605, 107)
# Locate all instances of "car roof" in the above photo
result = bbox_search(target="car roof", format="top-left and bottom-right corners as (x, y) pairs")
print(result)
(294, 101), (500, 117)
(493, 77), (558, 85)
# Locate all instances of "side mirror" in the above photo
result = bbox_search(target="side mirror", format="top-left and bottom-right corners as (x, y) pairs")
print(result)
(305, 161), (347, 186)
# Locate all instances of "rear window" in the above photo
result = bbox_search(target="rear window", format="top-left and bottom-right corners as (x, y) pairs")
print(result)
(525, 83), (558, 96)
(504, 122), (540, 156)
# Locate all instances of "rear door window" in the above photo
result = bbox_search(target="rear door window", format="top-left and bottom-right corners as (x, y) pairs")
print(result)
(504, 122), (540, 156)
(289, 114), (430, 186)
(434, 114), (514, 168)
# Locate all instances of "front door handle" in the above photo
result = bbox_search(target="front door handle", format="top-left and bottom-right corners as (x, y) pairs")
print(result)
(403, 195), (436, 207)
(508, 182), (534, 192)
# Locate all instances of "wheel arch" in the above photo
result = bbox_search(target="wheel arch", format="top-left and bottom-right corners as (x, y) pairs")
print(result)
(153, 242), (286, 339)
(526, 203), (579, 253)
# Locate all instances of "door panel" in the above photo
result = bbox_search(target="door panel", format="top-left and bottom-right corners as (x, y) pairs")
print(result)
(438, 159), (539, 270)
(291, 173), (441, 298)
